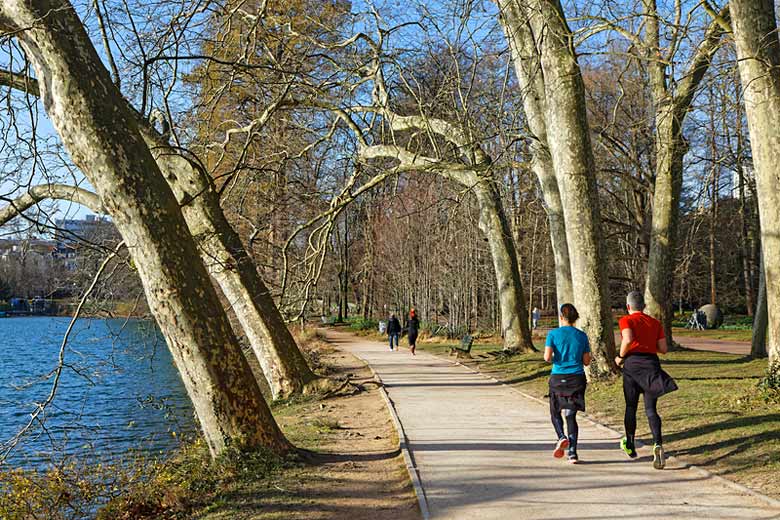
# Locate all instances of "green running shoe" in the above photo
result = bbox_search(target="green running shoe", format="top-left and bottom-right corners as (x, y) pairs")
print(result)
(653, 444), (666, 470)
(620, 437), (637, 459)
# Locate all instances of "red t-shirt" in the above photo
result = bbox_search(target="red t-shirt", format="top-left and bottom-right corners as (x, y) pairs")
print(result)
(618, 312), (665, 355)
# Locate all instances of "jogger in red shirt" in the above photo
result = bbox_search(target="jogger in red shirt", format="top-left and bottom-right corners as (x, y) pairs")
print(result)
(616, 291), (678, 470)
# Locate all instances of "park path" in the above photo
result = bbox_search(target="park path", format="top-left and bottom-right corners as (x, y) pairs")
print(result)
(326, 330), (780, 520)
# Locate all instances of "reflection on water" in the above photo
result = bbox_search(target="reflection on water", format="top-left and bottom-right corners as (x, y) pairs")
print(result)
(0, 317), (196, 468)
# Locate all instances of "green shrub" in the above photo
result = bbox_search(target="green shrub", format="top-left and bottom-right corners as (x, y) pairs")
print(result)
(98, 441), (289, 519)
(347, 317), (378, 331)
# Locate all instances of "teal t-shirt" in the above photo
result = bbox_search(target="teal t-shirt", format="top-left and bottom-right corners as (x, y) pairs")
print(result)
(545, 326), (590, 375)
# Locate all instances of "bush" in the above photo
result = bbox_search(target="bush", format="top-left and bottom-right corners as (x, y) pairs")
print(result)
(347, 317), (378, 331)
(0, 456), (144, 520)
(760, 360), (780, 391)
(99, 441), (289, 519)
(0, 441), (290, 520)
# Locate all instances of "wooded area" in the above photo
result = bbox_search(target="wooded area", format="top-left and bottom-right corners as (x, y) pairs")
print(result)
(0, 0), (779, 468)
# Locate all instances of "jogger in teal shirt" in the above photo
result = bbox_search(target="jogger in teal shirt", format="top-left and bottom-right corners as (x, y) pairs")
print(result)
(544, 304), (591, 463)
(545, 324), (590, 374)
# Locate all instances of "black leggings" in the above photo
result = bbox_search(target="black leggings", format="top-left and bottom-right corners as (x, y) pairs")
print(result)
(551, 409), (579, 449)
(623, 377), (662, 445)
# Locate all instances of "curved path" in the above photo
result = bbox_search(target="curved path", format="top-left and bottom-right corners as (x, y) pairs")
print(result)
(326, 330), (780, 520)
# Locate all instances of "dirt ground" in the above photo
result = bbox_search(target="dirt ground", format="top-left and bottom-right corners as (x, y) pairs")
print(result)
(195, 334), (420, 520)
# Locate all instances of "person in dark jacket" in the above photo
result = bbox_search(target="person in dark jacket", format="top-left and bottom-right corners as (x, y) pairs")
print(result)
(387, 314), (401, 351)
(615, 291), (677, 470)
(544, 303), (591, 464)
(406, 308), (420, 355)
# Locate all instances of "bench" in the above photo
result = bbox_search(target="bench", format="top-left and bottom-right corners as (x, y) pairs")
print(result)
(449, 335), (474, 358)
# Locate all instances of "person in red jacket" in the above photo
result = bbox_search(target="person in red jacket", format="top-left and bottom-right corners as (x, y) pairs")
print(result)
(615, 291), (678, 470)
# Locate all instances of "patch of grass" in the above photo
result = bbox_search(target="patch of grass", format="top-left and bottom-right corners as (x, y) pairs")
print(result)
(417, 342), (780, 498)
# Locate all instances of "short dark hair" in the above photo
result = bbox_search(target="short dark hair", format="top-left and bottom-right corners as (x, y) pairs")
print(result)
(560, 303), (579, 323)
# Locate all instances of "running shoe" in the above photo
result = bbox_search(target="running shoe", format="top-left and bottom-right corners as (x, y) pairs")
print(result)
(653, 444), (666, 470)
(620, 437), (638, 459)
(553, 438), (569, 458)
(567, 453), (579, 464)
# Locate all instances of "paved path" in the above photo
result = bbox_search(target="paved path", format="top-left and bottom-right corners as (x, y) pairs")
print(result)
(328, 331), (779, 520)
(675, 336), (751, 356)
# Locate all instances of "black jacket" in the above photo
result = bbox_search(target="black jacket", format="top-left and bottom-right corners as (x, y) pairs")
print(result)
(406, 316), (420, 334)
(387, 317), (401, 334)
(623, 353), (678, 398)
(549, 373), (587, 412)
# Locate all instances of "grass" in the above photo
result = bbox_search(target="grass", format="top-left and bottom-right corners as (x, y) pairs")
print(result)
(415, 339), (780, 499)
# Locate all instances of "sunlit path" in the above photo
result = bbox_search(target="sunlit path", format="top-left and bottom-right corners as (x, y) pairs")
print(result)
(327, 330), (780, 520)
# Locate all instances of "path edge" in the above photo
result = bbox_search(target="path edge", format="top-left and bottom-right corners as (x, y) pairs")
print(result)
(365, 362), (431, 519)
(446, 355), (780, 509)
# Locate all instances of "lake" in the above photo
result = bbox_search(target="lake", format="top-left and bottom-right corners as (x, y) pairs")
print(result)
(0, 317), (196, 468)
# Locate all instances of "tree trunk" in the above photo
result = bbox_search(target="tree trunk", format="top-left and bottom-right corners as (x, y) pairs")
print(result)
(708, 86), (720, 306)
(497, 0), (574, 310)
(473, 178), (535, 352)
(644, 115), (687, 345)
(151, 142), (326, 399)
(1, 0), (290, 456)
(642, 0), (727, 347)
(752, 254), (768, 358)
(521, 0), (617, 378)
(730, 0), (780, 364)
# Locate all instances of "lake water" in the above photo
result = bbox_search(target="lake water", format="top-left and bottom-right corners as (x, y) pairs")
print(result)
(0, 317), (196, 468)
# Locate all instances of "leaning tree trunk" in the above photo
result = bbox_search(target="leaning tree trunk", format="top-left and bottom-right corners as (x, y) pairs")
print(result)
(752, 254), (768, 359)
(730, 0), (780, 365)
(150, 140), (329, 399)
(473, 177), (535, 352)
(0, 0), (290, 456)
(497, 0), (574, 310)
(522, 0), (617, 378)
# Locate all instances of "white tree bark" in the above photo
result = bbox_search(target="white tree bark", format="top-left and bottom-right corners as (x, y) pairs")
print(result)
(473, 178), (535, 350)
(730, 0), (780, 364)
(147, 136), (330, 399)
(0, 0), (290, 456)
(516, 0), (617, 378)
(497, 0), (574, 309)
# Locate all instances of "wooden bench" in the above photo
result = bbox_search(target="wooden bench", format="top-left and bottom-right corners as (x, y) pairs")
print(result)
(449, 335), (474, 358)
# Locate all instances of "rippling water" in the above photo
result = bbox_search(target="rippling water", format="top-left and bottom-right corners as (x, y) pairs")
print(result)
(0, 317), (196, 468)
